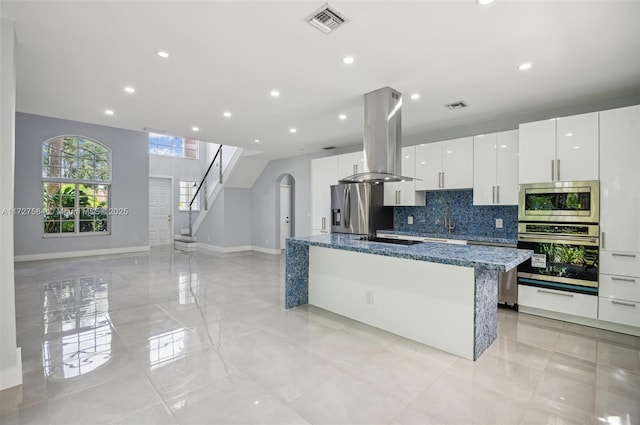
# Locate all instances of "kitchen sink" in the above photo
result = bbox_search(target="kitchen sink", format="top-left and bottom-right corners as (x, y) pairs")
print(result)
(359, 236), (424, 246)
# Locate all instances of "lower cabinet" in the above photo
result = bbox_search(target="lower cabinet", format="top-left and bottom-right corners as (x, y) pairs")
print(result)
(598, 297), (640, 328)
(518, 285), (598, 319)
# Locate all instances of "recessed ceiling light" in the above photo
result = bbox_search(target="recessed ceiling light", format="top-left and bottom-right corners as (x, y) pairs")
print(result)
(342, 56), (354, 65)
(477, 0), (495, 5)
(124, 86), (135, 94)
(254, 139), (260, 143)
(104, 109), (114, 116)
(404, 155), (410, 159)
(565, 133), (573, 137)
(157, 51), (169, 58)
(290, 128), (297, 133)
(518, 62), (532, 71)
(192, 126), (199, 132)
(573, 145), (580, 150)
(339, 114), (347, 120)
(223, 111), (232, 118)
(410, 93), (421, 100)
(270, 90), (280, 97)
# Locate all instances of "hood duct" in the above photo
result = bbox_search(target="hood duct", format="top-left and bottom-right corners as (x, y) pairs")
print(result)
(339, 87), (414, 183)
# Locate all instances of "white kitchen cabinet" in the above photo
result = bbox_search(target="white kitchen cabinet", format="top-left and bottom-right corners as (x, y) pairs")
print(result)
(598, 104), (640, 330)
(518, 284), (597, 319)
(599, 105), (640, 254)
(311, 156), (338, 234)
(473, 130), (519, 206)
(337, 151), (365, 180)
(384, 146), (425, 206)
(415, 137), (473, 191)
(518, 112), (598, 183)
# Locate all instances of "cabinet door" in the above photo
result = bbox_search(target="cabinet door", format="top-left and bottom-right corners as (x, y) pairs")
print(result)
(311, 156), (338, 232)
(384, 146), (422, 206)
(473, 134), (497, 206)
(556, 112), (599, 181)
(519, 119), (556, 184)
(495, 130), (519, 205)
(383, 182), (400, 206)
(600, 105), (640, 253)
(415, 143), (442, 191)
(442, 137), (473, 189)
(337, 151), (364, 180)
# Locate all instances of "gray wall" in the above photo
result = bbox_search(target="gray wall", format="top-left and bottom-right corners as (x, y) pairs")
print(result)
(196, 187), (251, 248)
(14, 113), (149, 256)
(149, 143), (210, 234)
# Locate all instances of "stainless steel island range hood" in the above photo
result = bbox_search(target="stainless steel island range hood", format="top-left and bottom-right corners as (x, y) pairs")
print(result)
(339, 86), (415, 183)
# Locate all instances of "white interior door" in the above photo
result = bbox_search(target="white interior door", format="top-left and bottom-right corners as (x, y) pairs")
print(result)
(149, 177), (172, 246)
(280, 185), (291, 249)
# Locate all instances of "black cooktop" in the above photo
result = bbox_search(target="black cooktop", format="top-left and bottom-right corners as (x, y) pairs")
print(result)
(360, 236), (424, 246)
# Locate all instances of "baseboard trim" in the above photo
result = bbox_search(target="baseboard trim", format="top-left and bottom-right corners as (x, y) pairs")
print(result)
(14, 246), (150, 262)
(0, 347), (22, 390)
(196, 243), (282, 255)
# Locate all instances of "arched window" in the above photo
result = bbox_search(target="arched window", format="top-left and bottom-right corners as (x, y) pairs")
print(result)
(42, 136), (112, 235)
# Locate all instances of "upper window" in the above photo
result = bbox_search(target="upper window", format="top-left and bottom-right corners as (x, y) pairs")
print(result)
(42, 136), (112, 235)
(148, 133), (199, 159)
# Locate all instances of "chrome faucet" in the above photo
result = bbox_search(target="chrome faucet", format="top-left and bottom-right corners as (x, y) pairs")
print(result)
(444, 206), (455, 233)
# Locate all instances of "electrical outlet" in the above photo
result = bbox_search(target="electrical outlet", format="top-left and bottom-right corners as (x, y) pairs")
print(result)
(408, 216), (414, 225)
(365, 290), (374, 305)
(495, 218), (503, 229)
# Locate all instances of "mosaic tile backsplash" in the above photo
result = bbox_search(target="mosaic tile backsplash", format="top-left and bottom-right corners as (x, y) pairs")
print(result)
(393, 189), (518, 240)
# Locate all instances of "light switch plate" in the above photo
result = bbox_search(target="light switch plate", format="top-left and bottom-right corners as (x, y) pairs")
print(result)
(408, 216), (413, 225)
(495, 218), (503, 229)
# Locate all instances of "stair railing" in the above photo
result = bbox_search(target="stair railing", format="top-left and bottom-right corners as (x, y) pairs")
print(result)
(189, 144), (223, 237)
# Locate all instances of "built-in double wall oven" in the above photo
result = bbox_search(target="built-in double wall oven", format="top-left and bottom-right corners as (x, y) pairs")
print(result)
(517, 181), (600, 295)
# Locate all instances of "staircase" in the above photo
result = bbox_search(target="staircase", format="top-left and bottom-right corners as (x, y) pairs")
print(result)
(174, 144), (242, 251)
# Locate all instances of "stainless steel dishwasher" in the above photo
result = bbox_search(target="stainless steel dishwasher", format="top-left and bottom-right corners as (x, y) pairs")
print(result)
(468, 241), (518, 310)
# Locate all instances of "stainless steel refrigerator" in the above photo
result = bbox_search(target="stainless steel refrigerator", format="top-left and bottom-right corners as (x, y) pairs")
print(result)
(330, 183), (392, 237)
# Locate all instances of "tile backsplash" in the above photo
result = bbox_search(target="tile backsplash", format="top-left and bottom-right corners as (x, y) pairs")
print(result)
(393, 189), (518, 239)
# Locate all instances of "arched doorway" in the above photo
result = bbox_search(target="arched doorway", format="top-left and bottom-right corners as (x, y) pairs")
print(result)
(275, 174), (295, 251)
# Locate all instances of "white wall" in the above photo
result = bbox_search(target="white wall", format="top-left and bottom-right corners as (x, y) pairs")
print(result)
(0, 18), (22, 390)
(196, 187), (251, 249)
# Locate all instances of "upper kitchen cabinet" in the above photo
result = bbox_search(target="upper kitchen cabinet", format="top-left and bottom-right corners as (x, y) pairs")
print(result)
(473, 130), (519, 205)
(415, 137), (473, 191)
(311, 155), (338, 235)
(600, 105), (640, 254)
(337, 151), (365, 180)
(519, 112), (599, 184)
(384, 146), (425, 206)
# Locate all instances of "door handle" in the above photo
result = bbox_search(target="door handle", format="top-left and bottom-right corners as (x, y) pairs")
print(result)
(168, 215), (172, 222)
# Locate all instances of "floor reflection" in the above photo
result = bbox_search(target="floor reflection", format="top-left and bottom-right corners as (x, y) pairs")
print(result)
(149, 328), (187, 370)
(41, 275), (112, 380)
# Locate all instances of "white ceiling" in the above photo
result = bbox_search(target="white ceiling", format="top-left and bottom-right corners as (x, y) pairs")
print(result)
(2, 1), (640, 159)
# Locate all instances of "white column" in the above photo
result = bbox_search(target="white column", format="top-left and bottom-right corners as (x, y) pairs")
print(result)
(0, 17), (22, 390)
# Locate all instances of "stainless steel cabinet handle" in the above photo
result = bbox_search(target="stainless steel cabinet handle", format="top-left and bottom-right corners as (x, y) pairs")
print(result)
(396, 190), (400, 204)
(441, 172), (445, 188)
(556, 159), (560, 181)
(322, 217), (326, 230)
(496, 186), (500, 204)
(601, 232), (605, 249)
(612, 253), (637, 258)
(612, 300), (636, 307)
(551, 160), (555, 181)
(353, 164), (358, 175)
(611, 277), (636, 282)
(492, 186), (496, 204)
(537, 289), (574, 297)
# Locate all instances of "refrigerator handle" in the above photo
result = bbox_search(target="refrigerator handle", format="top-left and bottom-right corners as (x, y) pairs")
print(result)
(344, 186), (350, 228)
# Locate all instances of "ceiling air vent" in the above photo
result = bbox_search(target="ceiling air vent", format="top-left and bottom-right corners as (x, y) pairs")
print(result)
(322, 146), (336, 150)
(445, 101), (468, 110)
(305, 3), (349, 34)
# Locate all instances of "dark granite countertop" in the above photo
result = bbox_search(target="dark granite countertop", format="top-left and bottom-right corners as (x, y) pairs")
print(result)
(287, 234), (532, 272)
(377, 229), (518, 246)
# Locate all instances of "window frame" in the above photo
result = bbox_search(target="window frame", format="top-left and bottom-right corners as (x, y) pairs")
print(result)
(148, 133), (199, 160)
(179, 181), (200, 212)
(42, 135), (112, 237)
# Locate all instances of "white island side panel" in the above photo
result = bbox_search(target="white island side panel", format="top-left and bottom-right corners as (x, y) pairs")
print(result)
(308, 246), (476, 359)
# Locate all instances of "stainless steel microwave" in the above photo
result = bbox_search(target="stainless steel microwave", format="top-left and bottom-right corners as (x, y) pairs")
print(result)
(518, 180), (599, 223)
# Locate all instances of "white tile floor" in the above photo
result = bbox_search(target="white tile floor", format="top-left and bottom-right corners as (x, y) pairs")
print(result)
(1, 246), (639, 425)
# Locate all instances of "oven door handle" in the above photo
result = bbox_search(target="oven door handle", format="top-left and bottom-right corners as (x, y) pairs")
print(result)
(517, 234), (599, 246)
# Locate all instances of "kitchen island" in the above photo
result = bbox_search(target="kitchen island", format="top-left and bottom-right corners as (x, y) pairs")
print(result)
(285, 234), (532, 360)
